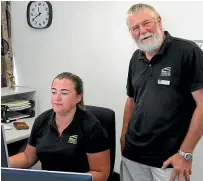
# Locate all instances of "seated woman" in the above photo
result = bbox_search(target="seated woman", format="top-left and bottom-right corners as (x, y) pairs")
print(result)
(9, 72), (110, 181)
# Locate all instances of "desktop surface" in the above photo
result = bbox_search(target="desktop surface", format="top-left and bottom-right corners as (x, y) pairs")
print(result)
(3, 118), (35, 144)
(1, 167), (92, 181)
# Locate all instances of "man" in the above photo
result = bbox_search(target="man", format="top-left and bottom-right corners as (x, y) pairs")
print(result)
(120, 3), (203, 181)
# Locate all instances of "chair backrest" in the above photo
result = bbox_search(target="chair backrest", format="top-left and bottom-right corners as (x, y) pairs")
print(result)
(85, 105), (116, 176)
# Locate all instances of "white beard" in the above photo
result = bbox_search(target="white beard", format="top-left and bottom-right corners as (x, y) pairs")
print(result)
(135, 27), (164, 54)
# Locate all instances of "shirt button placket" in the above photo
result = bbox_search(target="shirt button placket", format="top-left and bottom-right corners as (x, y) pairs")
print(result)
(148, 64), (152, 77)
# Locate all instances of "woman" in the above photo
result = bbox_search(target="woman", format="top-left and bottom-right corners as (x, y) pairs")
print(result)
(9, 72), (110, 181)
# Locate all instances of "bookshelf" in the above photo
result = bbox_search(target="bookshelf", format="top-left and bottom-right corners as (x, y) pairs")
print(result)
(1, 86), (37, 123)
(1, 86), (41, 169)
(1, 86), (36, 97)
(1, 86), (37, 143)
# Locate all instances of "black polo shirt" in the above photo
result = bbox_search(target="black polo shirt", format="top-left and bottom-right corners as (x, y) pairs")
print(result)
(122, 31), (203, 168)
(29, 107), (109, 172)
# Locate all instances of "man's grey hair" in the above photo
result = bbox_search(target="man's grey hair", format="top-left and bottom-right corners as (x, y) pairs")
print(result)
(127, 3), (160, 26)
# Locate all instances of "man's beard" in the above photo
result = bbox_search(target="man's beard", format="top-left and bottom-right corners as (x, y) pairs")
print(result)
(135, 27), (164, 54)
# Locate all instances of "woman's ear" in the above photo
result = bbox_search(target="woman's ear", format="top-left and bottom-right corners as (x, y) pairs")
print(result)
(77, 93), (83, 104)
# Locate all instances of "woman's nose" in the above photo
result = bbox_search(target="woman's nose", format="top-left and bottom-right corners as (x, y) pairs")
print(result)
(56, 93), (62, 100)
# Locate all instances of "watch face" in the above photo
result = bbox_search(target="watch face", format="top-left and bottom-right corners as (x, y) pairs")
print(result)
(185, 153), (193, 160)
(27, 1), (53, 29)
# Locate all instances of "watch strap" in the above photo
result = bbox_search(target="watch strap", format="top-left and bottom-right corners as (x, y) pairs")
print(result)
(178, 150), (193, 160)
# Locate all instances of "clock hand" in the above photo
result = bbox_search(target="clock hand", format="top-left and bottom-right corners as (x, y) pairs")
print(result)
(33, 13), (40, 21)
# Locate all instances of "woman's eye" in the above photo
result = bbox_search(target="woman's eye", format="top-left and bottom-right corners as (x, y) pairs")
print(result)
(61, 92), (68, 95)
(52, 91), (57, 95)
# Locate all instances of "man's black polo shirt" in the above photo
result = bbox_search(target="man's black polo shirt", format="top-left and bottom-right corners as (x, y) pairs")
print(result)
(122, 31), (203, 168)
(29, 107), (109, 172)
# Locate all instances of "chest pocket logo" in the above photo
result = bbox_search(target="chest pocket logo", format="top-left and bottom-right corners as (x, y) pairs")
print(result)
(160, 67), (171, 77)
(68, 135), (78, 144)
(158, 67), (171, 85)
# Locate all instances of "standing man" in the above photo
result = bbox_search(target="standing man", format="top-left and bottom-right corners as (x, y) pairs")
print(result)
(120, 3), (203, 181)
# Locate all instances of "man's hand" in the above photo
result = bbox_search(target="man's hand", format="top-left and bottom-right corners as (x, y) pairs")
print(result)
(162, 153), (192, 181)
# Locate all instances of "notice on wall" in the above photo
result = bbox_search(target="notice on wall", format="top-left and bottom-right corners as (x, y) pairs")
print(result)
(194, 40), (203, 51)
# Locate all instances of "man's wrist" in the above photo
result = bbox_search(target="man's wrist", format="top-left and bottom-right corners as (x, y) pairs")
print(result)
(178, 150), (193, 161)
(180, 145), (194, 153)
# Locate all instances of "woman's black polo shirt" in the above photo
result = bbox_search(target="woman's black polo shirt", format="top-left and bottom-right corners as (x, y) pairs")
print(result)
(29, 107), (109, 172)
(123, 31), (203, 167)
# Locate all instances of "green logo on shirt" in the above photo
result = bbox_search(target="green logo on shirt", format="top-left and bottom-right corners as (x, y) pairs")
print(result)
(68, 135), (78, 144)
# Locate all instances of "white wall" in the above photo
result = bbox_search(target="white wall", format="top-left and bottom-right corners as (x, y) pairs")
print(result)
(11, 1), (203, 179)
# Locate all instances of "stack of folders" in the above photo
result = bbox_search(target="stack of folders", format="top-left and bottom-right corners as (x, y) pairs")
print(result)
(1, 99), (35, 121)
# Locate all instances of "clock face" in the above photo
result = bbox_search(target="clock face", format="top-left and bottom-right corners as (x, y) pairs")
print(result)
(27, 1), (52, 29)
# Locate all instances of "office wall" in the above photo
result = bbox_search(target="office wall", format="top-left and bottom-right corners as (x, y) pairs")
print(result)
(11, 1), (203, 178)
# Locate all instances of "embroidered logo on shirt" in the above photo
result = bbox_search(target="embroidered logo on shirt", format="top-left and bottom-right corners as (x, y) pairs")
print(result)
(68, 135), (78, 144)
(160, 67), (171, 77)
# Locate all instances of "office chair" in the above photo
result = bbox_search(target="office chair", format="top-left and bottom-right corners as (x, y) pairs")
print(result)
(85, 105), (119, 181)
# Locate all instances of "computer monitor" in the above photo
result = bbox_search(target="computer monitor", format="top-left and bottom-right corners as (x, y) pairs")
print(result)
(1, 124), (9, 167)
(1, 167), (92, 181)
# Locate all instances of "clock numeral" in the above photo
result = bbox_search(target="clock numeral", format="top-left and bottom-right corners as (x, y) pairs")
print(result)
(32, 8), (35, 11)
(31, 13), (33, 16)
(46, 8), (48, 11)
(46, 17), (48, 20)
(39, 23), (41, 26)
(35, 4), (37, 7)
(35, 21), (37, 24)
(38, 3), (41, 6)
(43, 21), (45, 24)
(47, 12), (49, 16)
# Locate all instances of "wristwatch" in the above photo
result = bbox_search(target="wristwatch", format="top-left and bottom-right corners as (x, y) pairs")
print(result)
(178, 150), (193, 161)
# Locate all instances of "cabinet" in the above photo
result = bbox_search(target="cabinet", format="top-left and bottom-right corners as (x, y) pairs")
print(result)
(1, 86), (37, 123)
(1, 86), (41, 169)
(1, 86), (37, 144)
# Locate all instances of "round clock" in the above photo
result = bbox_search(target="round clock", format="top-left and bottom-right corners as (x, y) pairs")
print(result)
(27, 1), (53, 29)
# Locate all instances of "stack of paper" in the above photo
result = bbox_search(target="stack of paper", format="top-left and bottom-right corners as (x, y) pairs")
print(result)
(1, 99), (32, 111)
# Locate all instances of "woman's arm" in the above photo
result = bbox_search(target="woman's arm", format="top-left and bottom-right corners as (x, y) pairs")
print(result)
(87, 150), (110, 181)
(9, 144), (38, 169)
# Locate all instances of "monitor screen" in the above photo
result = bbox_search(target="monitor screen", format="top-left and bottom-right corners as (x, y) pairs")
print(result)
(1, 125), (9, 167)
(1, 167), (92, 181)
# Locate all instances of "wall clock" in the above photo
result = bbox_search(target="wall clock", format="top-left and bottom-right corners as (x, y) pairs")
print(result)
(27, 1), (53, 29)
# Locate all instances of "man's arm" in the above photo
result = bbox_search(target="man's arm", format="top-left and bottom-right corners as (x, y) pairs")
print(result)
(120, 96), (135, 152)
(162, 88), (203, 181)
(180, 88), (203, 152)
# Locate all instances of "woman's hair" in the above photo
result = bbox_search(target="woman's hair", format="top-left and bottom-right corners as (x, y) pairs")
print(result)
(53, 72), (84, 108)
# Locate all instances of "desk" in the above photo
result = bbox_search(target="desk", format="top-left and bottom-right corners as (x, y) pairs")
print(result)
(4, 117), (41, 169)
(4, 118), (35, 144)
(4, 118), (35, 157)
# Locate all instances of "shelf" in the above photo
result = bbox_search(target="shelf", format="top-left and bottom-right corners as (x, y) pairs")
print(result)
(1, 86), (37, 145)
(1, 86), (36, 97)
